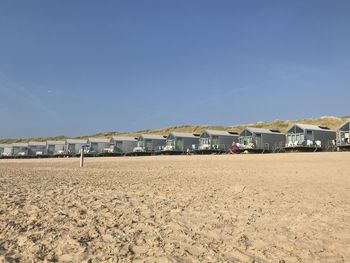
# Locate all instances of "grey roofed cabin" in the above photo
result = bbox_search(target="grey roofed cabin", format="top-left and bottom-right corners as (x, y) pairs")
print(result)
(0, 144), (13, 157)
(239, 127), (286, 152)
(12, 142), (29, 156)
(199, 130), (239, 151)
(65, 139), (88, 155)
(28, 141), (47, 156)
(134, 134), (166, 153)
(111, 136), (137, 154)
(338, 121), (350, 146)
(286, 123), (336, 149)
(87, 138), (111, 154)
(164, 132), (200, 152)
(47, 140), (66, 155)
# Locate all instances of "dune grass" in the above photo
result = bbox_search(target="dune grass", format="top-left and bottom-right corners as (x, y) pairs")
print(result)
(1, 115), (349, 143)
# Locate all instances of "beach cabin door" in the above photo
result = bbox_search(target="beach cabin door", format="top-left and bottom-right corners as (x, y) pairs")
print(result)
(256, 134), (262, 148)
(307, 131), (313, 141)
(48, 145), (55, 154)
(176, 138), (184, 151)
(90, 143), (98, 152)
(145, 140), (153, 151)
(115, 141), (123, 152)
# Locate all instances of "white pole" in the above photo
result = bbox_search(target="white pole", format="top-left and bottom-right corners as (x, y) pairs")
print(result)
(80, 147), (84, 168)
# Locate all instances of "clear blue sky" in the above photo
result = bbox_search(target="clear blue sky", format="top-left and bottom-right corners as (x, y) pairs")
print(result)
(0, 0), (349, 138)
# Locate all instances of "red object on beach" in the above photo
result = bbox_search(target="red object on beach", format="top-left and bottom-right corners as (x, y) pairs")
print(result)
(231, 145), (239, 150)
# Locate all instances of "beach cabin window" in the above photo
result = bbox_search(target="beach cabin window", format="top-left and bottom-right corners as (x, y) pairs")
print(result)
(56, 145), (64, 152)
(240, 137), (249, 145)
(199, 138), (209, 145)
(212, 136), (219, 146)
(344, 133), (349, 144)
(4, 148), (12, 155)
(14, 147), (27, 155)
(68, 144), (75, 153)
(166, 140), (174, 146)
(33, 146), (46, 153)
(137, 140), (144, 148)
(48, 145), (55, 154)
(90, 143), (98, 152)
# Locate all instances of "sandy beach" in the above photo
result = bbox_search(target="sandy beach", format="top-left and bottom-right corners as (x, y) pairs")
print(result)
(1, 153), (350, 262)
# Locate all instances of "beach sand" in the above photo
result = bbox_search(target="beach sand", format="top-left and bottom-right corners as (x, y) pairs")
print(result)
(1, 153), (350, 262)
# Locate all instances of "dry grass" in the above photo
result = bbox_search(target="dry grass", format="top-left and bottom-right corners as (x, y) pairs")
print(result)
(1, 115), (349, 143)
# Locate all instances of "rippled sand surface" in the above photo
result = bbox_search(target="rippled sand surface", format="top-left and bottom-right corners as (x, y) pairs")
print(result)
(1, 153), (350, 262)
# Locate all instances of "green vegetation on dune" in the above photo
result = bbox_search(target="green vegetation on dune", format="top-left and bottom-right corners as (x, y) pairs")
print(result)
(0, 135), (68, 144)
(1, 115), (349, 144)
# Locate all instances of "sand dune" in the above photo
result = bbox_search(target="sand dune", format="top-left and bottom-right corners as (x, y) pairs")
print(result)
(1, 153), (350, 262)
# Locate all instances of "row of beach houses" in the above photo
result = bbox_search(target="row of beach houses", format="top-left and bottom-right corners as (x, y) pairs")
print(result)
(0, 122), (350, 158)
